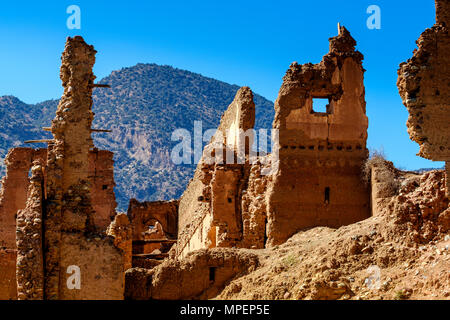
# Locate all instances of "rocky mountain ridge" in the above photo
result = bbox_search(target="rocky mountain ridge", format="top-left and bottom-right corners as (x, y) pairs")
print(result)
(0, 63), (275, 210)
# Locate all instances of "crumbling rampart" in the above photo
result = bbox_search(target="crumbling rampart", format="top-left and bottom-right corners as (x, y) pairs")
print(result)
(397, 0), (450, 196)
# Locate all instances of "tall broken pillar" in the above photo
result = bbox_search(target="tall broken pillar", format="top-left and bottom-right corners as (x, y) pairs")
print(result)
(397, 0), (450, 197)
(44, 36), (96, 299)
(43, 36), (124, 300)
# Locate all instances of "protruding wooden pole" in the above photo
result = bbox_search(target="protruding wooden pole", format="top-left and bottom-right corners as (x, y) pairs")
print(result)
(24, 139), (54, 144)
(42, 127), (111, 133)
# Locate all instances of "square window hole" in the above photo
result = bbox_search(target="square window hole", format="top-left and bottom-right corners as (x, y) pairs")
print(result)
(312, 98), (330, 113)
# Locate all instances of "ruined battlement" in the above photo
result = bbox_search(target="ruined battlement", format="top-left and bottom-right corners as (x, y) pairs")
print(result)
(267, 25), (370, 246)
(275, 26), (368, 152)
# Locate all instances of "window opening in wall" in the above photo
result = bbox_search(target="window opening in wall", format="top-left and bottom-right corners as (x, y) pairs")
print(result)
(312, 98), (331, 114)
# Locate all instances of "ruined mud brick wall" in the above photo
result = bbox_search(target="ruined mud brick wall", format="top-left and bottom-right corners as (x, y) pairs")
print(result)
(0, 148), (46, 249)
(128, 198), (178, 255)
(0, 148), (32, 251)
(107, 213), (132, 271)
(0, 146), (120, 299)
(0, 148), (115, 248)
(176, 87), (256, 258)
(240, 159), (271, 249)
(125, 248), (259, 300)
(0, 148), (46, 300)
(89, 149), (117, 231)
(266, 26), (370, 246)
(128, 199), (179, 240)
(0, 37), (125, 300)
(0, 250), (16, 299)
(58, 234), (124, 300)
(44, 36), (123, 300)
(43, 36), (95, 298)
(16, 161), (44, 300)
(397, 0), (450, 196)
(370, 160), (402, 215)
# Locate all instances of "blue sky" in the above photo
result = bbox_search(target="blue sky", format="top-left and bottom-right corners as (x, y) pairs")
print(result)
(0, 0), (443, 170)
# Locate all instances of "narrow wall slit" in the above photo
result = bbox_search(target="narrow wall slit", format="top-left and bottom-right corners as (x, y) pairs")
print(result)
(209, 267), (216, 282)
(324, 187), (330, 204)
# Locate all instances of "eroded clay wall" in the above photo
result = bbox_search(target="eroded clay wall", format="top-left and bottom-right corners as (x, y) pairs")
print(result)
(128, 198), (179, 241)
(128, 198), (179, 257)
(0, 148), (46, 249)
(266, 26), (370, 246)
(16, 161), (45, 300)
(397, 0), (450, 195)
(176, 87), (255, 258)
(210, 165), (244, 248)
(0, 148), (116, 252)
(125, 248), (259, 300)
(0, 249), (16, 299)
(58, 234), (124, 300)
(268, 154), (369, 245)
(0, 148), (46, 300)
(0, 36), (125, 300)
(89, 149), (117, 232)
(43, 36), (124, 300)
(178, 210), (214, 258)
(0, 146), (121, 300)
(107, 213), (132, 272)
(240, 161), (270, 249)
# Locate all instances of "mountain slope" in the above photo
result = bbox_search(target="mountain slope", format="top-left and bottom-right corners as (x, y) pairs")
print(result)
(0, 63), (275, 210)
